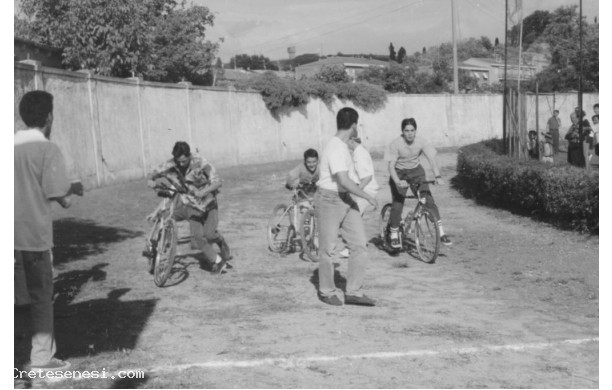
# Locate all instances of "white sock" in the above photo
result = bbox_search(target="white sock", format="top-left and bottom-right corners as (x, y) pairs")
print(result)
(214, 254), (222, 264)
(438, 222), (445, 236)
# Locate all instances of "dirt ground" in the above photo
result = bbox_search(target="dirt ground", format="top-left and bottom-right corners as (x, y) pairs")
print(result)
(14, 152), (599, 388)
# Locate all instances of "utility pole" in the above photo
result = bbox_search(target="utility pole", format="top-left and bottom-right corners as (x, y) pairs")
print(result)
(578, 0), (590, 173)
(502, 0), (508, 154)
(451, 0), (459, 94)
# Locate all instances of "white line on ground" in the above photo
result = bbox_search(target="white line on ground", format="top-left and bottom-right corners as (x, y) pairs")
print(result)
(40, 337), (598, 382)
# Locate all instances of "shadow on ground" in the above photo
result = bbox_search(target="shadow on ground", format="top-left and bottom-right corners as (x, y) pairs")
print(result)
(53, 218), (143, 264)
(14, 264), (157, 371)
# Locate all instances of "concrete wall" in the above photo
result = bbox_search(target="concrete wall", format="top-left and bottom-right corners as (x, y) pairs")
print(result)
(14, 61), (598, 189)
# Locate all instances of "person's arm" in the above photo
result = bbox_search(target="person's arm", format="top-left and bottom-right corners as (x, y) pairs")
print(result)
(335, 171), (378, 209)
(193, 161), (222, 198)
(285, 165), (300, 189)
(422, 144), (444, 185)
(359, 176), (372, 190)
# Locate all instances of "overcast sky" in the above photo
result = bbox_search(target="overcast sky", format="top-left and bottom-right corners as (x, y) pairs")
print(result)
(197, 0), (599, 62)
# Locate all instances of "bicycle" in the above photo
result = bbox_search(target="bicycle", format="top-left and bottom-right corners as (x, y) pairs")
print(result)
(267, 187), (317, 260)
(379, 181), (441, 263)
(142, 175), (188, 287)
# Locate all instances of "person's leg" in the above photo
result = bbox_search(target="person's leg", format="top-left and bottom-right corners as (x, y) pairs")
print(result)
(14, 252), (30, 306)
(19, 250), (57, 366)
(186, 207), (219, 264)
(315, 190), (346, 299)
(389, 176), (407, 228)
(551, 129), (560, 153)
(339, 200), (369, 297)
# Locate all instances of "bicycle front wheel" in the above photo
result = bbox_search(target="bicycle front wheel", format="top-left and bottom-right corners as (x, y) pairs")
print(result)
(300, 208), (319, 262)
(154, 219), (178, 287)
(413, 210), (440, 263)
(267, 204), (293, 253)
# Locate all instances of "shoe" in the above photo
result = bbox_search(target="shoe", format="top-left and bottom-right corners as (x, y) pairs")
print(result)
(389, 228), (401, 249)
(345, 294), (376, 306)
(338, 248), (350, 258)
(441, 235), (453, 246)
(30, 358), (71, 371)
(211, 258), (227, 274)
(319, 294), (343, 306)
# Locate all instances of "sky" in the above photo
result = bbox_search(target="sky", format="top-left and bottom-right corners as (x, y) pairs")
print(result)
(196, 0), (599, 62)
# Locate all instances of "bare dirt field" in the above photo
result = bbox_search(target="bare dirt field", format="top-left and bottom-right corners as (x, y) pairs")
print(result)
(14, 152), (598, 388)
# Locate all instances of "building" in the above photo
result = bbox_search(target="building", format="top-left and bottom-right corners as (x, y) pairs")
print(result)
(459, 51), (547, 86)
(295, 56), (388, 81)
(14, 37), (63, 68)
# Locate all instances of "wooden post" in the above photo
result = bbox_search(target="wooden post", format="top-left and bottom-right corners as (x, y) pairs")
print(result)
(536, 82), (541, 161)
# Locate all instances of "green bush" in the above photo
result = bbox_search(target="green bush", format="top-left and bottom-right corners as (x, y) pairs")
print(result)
(235, 72), (309, 112)
(455, 139), (598, 234)
(235, 71), (388, 113)
(335, 82), (388, 112)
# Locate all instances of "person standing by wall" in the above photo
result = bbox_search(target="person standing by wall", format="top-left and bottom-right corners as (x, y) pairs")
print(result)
(315, 107), (378, 307)
(546, 110), (562, 154)
(348, 137), (379, 217)
(15, 90), (83, 371)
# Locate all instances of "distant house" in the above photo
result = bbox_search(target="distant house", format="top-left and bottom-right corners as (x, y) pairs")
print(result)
(295, 56), (388, 81)
(14, 37), (63, 68)
(459, 56), (538, 85)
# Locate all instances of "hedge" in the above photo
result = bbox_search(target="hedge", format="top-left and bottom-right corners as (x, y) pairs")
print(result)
(455, 139), (598, 234)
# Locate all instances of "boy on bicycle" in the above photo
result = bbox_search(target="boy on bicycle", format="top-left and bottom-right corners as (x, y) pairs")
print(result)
(146, 141), (230, 273)
(384, 118), (451, 250)
(285, 148), (320, 198)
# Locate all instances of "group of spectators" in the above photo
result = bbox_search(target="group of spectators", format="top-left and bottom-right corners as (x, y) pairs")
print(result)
(536, 103), (599, 167)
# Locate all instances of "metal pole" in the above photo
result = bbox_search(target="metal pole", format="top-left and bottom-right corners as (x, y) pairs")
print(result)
(451, 0), (459, 94)
(502, 0), (508, 154)
(578, 0), (590, 173)
(536, 81), (541, 161)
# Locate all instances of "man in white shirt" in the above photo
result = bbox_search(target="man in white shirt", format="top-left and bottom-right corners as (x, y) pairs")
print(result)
(315, 107), (378, 307)
(348, 137), (379, 216)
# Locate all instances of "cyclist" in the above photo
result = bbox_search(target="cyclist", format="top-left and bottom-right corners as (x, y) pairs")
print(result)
(285, 148), (319, 197)
(384, 118), (452, 249)
(147, 141), (231, 273)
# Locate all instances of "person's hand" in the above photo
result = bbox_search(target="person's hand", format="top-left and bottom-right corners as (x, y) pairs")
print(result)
(396, 179), (409, 188)
(434, 177), (445, 186)
(367, 195), (378, 210)
(70, 181), (84, 196)
(57, 196), (72, 209)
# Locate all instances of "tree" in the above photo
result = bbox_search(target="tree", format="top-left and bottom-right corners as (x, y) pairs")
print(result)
(534, 5), (598, 92)
(495, 37), (500, 47)
(314, 65), (350, 83)
(228, 54), (278, 71)
(389, 42), (396, 61)
(422, 46), (427, 55)
(480, 36), (493, 52)
(15, 0), (219, 84)
(508, 10), (551, 47)
(397, 46), (407, 64)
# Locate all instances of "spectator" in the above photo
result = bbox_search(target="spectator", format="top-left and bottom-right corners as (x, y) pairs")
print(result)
(15, 90), (83, 371)
(541, 133), (554, 164)
(592, 115), (599, 156)
(565, 110), (589, 167)
(546, 110), (562, 153)
(594, 103), (599, 116)
(528, 130), (539, 160)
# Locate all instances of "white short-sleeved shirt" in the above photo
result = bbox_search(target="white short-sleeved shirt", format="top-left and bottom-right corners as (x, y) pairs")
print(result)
(15, 129), (70, 251)
(352, 144), (379, 193)
(317, 136), (357, 193)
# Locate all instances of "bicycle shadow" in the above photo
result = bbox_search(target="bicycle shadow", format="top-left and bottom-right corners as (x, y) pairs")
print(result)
(368, 236), (446, 263)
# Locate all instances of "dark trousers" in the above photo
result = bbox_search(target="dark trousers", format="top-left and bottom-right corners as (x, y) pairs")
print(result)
(173, 200), (222, 263)
(550, 129), (560, 153)
(389, 165), (441, 228)
(567, 144), (585, 167)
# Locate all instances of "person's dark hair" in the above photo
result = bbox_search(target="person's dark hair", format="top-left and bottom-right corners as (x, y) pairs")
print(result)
(401, 118), (418, 131)
(304, 148), (318, 160)
(19, 90), (54, 128)
(336, 107), (359, 130)
(592, 114), (599, 121)
(553, 109), (559, 114)
(594, 103), (599, 109)
(172, 141), (191, 159)
(528, 130), (537, 137)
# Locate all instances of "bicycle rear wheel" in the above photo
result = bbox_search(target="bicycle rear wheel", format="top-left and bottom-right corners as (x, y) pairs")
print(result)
(154, 219), (178, 287)
(413, 210), (440, 263)
(300, 208), (319, 262)
(379, 203), (392, 241)
(267, 204), (293, 253)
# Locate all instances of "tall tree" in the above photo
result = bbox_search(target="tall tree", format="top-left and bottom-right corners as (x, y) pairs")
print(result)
(495, 37), (500, 47)
(15, 0), (219, 84)
(480, 36), (493, 51)
(389, 42), (396, 61)
(228, 54), (278, 71)
(397, 46), (407, 63)
(508, 10), (552, 47)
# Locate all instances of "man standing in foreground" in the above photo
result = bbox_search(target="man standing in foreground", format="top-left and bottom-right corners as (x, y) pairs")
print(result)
(15, 90), (83, 371)
(315, 107), (378, 307)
